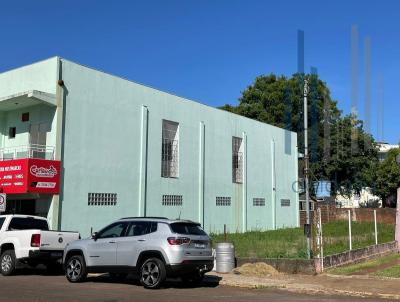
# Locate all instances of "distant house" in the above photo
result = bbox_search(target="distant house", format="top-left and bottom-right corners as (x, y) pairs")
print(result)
(377, 142), (399, 161)
(335, 188), (381, 208)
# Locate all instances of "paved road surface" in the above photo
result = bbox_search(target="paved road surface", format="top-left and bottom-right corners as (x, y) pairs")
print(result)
(1, 272), (397, 302)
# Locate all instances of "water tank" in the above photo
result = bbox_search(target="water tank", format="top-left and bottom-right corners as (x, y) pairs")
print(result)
(215, 242), (235, 273)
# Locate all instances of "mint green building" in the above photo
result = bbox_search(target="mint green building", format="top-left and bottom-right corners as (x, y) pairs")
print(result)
(0, 57), (299, 236)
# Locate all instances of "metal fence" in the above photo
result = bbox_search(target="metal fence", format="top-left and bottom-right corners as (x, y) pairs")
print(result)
(313, 207), (396, 272)
(0, 144), (55, 160)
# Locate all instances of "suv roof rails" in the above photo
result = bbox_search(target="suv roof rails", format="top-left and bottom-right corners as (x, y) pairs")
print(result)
(120, 216), (169, 220)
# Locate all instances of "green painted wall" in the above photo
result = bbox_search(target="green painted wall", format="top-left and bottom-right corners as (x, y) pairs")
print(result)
(0, 111), (5, 148)
(0, 57), (57, 97)
(0, 58), (59, 227)
(0, 58), (299, 236)
(0, 57), (58, 153)
(0, 105), (57, 151)
(59, 59), (299, 236)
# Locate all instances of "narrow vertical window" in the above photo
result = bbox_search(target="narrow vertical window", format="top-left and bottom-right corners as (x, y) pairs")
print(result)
(161, 120), (179, 178)
(8, 127), (16, 139)
(232, 136), (243, 183)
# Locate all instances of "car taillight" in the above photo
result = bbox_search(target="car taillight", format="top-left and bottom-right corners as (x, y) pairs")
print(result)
(31, 234), (41, 247)
(167, 237), (190, 245)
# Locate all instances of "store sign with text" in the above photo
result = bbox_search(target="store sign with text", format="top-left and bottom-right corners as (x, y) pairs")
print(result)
(0, 159), (61, 194)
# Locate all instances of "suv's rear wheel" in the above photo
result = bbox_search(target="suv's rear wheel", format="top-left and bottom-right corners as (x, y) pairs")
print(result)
(140, 258), (166, 289)
(0, 250), (16, 276)
(65, 255), (87, 283)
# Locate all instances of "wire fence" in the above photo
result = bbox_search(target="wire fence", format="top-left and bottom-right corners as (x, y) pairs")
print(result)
(313, 207), (396, 261)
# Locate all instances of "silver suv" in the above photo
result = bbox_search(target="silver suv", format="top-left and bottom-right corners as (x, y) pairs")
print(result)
(63, 217), (214, 289)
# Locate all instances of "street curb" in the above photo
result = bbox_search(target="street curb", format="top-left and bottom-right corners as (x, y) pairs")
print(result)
(214, 274), (400, 300)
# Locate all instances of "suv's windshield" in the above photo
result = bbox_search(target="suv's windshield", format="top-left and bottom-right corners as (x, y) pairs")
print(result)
(8, 217), (49, 231)
(170, 223), (206, 235)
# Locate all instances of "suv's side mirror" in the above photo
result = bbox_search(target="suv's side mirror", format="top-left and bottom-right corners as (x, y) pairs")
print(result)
(92, 232), (98, 241)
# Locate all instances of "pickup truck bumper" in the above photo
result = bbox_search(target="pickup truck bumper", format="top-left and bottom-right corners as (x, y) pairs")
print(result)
(27, 250), (64, 262)
(167, 260), (214, 277)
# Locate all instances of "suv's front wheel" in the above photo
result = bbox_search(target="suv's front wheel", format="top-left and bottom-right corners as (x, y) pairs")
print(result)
(65, 255), (87, 283)
(140, 258), (166, 289)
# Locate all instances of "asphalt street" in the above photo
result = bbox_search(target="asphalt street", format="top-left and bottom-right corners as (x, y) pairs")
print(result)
(0, 271), (397, 302)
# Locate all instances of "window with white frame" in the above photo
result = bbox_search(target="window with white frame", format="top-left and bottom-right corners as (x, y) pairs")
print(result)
(232, 137), (243, 183)
(161, 120), (179, 178)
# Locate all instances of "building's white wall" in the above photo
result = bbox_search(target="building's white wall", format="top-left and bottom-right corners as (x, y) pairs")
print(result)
(0, 105), (56, 151)
(59, 59), (299, 236)
(0, 57), (58, 98)
(0, 58), (58, 154)
(0, 57), (299, 236)
(0, 111), (5, 148)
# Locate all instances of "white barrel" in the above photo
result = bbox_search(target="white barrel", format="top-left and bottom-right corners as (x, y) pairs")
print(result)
(215, 242), (235, 273)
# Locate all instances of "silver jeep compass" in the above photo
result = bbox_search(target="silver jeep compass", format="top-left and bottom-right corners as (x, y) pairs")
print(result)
(63, 217), (214, 289)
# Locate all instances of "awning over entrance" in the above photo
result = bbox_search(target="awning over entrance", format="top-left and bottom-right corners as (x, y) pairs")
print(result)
(0, 158), (60, 194)
(0, 90), (56, 111)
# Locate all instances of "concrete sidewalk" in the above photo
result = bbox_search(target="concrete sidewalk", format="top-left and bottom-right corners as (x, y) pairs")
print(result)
(207, 272), (400, 300)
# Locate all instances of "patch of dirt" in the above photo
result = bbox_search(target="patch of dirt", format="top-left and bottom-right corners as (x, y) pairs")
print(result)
(233, 262), (281, 277)
(352, 259), (400, 275)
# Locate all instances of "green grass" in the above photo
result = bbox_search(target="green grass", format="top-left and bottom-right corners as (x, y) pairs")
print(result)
(322, 221), (395, 256)
(373, 265), (400, 278)
(210, 221), (395, 259)
(328, 253), (400, 275)
(211, 227), (308, 258)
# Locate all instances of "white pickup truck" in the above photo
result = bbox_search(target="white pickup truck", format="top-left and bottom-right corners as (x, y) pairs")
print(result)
(0, 214), (80, 276)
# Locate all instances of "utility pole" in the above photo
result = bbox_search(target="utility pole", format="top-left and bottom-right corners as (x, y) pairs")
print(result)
(395, 155), (400, 250)
(304, 78), (311, 259)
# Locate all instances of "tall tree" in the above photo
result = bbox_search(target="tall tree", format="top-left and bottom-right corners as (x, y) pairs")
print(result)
(220, 73), (378, 196)
(371, 148), (400, 207)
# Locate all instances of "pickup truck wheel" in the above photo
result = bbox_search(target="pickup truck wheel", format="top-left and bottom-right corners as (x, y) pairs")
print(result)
(140, 258), (166, 289)
(0, 250), (16, 276)
(65, 255), (87, 283)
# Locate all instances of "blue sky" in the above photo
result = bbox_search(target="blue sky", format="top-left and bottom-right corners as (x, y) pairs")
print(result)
(0, 1), (398, 144)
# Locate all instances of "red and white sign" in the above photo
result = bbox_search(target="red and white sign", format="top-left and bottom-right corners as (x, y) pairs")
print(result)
(0, 159), (61, 194)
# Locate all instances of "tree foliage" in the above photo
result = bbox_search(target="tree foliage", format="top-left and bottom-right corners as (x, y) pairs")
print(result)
(220, 73), (379, 197)
(371, 148), (400, 207)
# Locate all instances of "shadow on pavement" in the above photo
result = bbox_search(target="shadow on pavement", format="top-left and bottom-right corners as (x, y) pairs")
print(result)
(85, 273), (222, 289)
(13, 265), (64, 276)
